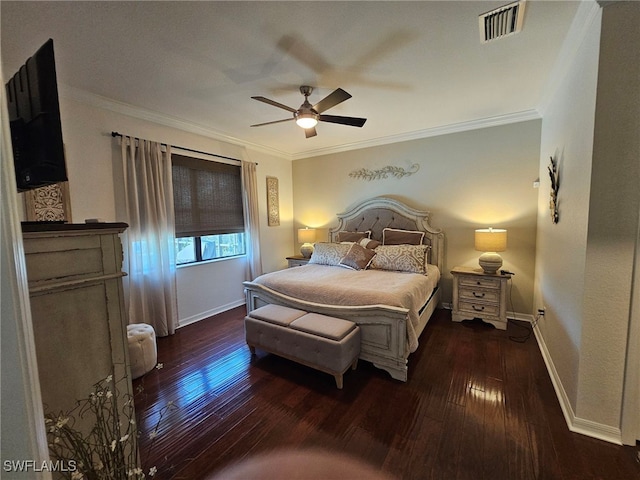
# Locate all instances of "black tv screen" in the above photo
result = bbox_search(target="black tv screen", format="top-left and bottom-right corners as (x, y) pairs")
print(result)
(5, 39), (67, 192)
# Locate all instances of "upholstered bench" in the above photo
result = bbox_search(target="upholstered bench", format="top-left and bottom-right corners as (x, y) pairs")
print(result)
(127, 323), (157, 379)
(244, 304), (360, 389)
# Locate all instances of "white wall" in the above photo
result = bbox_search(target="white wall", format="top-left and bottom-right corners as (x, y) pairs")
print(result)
(578, 1), (639, 431)
(535, 1), (640, 442)
(293, 121), (542, 315)
(46, 96), (293, 326)
(534, 5), (600, 423)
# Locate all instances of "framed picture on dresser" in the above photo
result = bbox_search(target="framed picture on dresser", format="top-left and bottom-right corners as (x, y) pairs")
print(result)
(24, 181), (72, 222)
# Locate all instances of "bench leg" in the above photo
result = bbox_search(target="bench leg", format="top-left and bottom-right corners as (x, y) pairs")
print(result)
(248, 344), (256, 355)
(334, 374), (344, 390)
(351, 357), (358, 370)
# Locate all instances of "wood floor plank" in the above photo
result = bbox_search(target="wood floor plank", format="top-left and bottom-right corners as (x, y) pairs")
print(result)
(134, 307), (640, 480)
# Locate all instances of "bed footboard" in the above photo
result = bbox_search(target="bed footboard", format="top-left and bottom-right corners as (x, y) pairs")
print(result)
(244, 281), (420, 381)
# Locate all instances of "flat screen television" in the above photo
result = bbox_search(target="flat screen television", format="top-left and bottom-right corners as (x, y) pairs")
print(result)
(5, 38), (67, 192)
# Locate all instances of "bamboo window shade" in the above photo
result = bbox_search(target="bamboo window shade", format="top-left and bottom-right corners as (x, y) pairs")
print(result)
(172, 154), (244, 238)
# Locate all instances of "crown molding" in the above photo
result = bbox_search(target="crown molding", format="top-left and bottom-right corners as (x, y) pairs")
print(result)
(288, 109), (542, 160)
(61, 85), (541, 162)
(58, 85), (293, 160)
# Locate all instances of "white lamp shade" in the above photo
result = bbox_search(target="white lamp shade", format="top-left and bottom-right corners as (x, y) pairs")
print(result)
(295, 114), (318, 129)
(475, 228), (507, 252)
(297, 228), (316, 244)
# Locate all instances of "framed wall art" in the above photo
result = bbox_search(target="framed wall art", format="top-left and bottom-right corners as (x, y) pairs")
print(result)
(266, 176), (280, 226)
(24, 181), (72, 222)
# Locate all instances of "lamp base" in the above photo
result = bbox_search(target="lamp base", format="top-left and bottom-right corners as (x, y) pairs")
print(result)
(300, 243), (314, 259)
(478, 252), (503, 274)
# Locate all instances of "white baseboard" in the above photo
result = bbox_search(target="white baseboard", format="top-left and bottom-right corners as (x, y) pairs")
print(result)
(532, 325), (623, 445)
(442, 302), (623, 444)
(177, 298), (246, 329)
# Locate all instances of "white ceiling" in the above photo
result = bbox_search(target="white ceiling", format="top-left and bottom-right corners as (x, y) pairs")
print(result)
(1, 1), (582, 159)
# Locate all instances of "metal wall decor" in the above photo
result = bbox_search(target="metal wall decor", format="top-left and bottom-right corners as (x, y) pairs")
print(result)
(349, 163), (420, 181)
(548, 156), (559, 224)
(266, 176), (280, 226)
(24, 181), (72, 222)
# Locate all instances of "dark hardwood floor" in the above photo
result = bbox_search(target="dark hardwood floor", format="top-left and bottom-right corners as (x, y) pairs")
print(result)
(133, 307), (640, 480)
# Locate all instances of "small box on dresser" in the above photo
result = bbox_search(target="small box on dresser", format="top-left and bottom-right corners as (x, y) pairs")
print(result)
(451, 266), (511, 330)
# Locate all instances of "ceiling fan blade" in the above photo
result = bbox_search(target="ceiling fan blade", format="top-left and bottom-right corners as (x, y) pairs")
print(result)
(312, 88), (352, 113)
(251, 96), (297, 113)
(304, 127), (317, 138)
(319, 114), (367, 127)
(250, 118), (294, 127)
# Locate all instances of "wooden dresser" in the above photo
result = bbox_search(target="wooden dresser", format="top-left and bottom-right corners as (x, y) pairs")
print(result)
(451, 266), (511, 330)
(22, 223), (133, 427)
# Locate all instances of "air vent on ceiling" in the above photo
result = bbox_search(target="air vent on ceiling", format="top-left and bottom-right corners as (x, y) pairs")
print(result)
(479, 0), (526, 43)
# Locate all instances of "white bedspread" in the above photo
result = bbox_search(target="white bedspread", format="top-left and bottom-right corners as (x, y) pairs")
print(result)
(251, 264), (440, 352)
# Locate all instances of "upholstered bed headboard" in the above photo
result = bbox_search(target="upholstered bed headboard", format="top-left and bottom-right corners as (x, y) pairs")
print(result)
(329, 196), (445, 272)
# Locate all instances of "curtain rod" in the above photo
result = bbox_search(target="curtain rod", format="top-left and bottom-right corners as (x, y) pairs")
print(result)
(110, 131), (251, 164)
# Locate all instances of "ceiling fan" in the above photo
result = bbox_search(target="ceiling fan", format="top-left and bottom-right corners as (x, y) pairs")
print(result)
(250, 86), (367, 138)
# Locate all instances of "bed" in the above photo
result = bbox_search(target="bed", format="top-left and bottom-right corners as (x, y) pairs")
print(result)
(243, 196), (444, 381)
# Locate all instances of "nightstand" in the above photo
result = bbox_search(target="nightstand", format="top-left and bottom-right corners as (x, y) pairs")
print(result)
(451, 266), (511, 330)
(286, 255), (310, 268)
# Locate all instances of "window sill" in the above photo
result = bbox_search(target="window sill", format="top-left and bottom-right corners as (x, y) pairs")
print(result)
(176, 254), (246, 269)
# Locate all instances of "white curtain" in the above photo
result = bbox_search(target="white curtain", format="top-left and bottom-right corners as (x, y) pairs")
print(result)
(121, 136), (178, 336)
(241, 160), (263, 280)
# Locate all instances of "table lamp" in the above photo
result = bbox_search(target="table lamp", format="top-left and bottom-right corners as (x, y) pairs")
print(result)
(475, 228), (507, 274)
(298, 227), (316, 258)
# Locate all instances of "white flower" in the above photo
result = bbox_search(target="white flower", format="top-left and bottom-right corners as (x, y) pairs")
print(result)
(104, 375), (113, 383)
(149, 466), (157, 477)
(148, 429), (158, 440)
(110, 440), (117, 451)
(106, 390), (113, 399)
(155, 363), (164, 370)
(55, 416), (69, 429)
(119, 434), (130, 443)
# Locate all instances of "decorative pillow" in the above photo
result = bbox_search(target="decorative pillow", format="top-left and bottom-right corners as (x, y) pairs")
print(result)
(371, 244), (430, 274)
(309, 242), (352, 266)
(339, 243), (377, 270)
(358, 238), (381, 250)
(382, 228), (425, 246)
(336, 230), (371, 243)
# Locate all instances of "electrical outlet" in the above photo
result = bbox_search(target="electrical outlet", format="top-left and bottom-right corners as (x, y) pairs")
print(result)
(537, 307), (546, 316)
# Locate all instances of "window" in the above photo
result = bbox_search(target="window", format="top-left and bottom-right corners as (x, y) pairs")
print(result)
(172, 154), (245, 265)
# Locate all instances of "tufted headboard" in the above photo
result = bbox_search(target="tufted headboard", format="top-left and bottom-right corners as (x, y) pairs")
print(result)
(329, 196), (445, 272)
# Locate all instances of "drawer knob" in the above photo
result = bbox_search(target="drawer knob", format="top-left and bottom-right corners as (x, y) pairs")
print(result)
(472, 305), (485, 312)
(473, 292), (485, 298)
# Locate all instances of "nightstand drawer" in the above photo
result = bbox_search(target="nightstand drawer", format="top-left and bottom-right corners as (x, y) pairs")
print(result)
(459, 276), (501, 290)
(459, 287), (500, 304)
(458, 301), (501, 317)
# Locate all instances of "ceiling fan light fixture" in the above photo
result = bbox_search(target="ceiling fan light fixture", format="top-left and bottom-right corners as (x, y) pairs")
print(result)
(295, 113), (318, 129)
